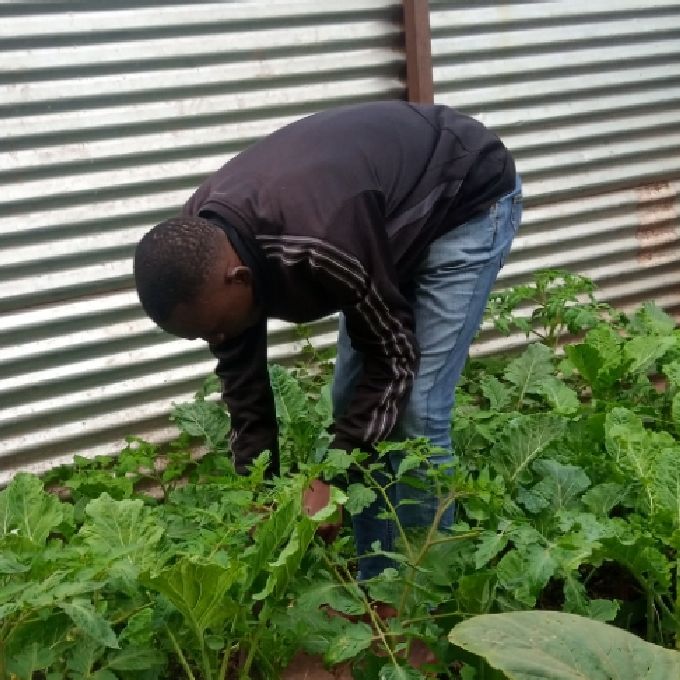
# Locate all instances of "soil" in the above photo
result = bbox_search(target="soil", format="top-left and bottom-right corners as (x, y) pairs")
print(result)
(280, 653), (352, 680)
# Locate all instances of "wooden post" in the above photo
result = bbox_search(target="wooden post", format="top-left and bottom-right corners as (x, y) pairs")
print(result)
(403, 0), (434, 103)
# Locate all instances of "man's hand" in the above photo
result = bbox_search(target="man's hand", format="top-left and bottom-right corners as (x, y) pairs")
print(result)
(303, 479), (344, 544)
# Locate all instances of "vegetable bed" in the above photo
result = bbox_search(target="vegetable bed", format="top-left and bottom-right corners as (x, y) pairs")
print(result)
(3, 271), (680, 679)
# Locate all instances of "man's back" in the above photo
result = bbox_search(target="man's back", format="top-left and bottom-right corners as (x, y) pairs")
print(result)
(183, 101), (514, 278)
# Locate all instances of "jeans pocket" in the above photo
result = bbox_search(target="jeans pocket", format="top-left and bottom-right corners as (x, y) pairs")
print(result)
(496, 192), (523, 268)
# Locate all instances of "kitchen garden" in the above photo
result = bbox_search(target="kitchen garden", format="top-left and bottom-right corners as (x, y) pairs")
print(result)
(2, 271), (680, 679)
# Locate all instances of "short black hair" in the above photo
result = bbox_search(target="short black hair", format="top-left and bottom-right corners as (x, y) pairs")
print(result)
(133, 216), (223, 324)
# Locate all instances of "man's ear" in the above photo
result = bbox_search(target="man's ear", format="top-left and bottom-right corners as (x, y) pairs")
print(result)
(228, 265), (253, 286)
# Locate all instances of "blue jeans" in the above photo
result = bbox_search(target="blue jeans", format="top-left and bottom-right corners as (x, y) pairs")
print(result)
(332, 176), (523, 580)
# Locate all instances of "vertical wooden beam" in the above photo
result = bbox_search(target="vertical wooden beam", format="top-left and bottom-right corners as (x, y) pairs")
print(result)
(403, 0), (434, 103)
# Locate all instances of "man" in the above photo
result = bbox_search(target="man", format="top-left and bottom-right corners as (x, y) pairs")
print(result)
(134, 101), (522, 580)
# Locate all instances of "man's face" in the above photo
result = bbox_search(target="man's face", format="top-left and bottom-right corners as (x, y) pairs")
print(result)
(163, 265), (260, 348)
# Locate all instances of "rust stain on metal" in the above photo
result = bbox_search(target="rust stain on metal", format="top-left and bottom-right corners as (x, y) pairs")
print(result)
(635, 181), (679, 265)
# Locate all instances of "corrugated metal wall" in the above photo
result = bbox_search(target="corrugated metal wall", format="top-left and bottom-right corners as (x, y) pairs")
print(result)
(2, 0), (680, 482)
(429, 0), (680, 355)
(0, 1), (404, 483)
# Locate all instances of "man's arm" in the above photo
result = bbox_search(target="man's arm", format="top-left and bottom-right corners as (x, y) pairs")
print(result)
(210, 316), (279, 475)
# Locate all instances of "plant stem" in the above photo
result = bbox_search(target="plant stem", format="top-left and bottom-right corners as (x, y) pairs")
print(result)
(646, 591), (656, 643)
(239, 604), (269, 680)
(365, 471), (414, 561)
(165, 624), (197, 680)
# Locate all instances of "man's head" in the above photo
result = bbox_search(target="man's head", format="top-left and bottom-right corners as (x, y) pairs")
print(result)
(133, 217), (260, 346)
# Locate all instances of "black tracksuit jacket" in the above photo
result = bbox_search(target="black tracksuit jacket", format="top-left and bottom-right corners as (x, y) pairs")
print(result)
(181, 101), (516, 474)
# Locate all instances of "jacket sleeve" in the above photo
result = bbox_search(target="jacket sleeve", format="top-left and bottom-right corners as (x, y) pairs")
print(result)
(210, 317), (279, 476)
(322, 196), (420, 454)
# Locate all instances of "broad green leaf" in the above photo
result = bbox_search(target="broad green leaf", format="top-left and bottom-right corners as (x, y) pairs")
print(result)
(143, 558), (240, 639)
(536, 376), (579, 415)
(663, 359), (680, 390)
(396, 453), (422, 479)
(630, 302), (676, 336)
(624, 335), (675, 374)
(297, 578), (366, 616)
(0, 473), (65, 545)
(650, 447), (680, 524)
(171, 399), (230, 450)
(7, 642), (56, 678)
(496, 545), (558, 607)
(491, 414), (566, 485)
(522, 460), (590, 514)
(672, 390), (680, 429)
(60, 599), (119, 649)
(503, 343), (554, 404)
(254, 516), (316, 600)
(346, 483), (377, 515)
(269, 364), (310, 424)
(474, 529), (510, 569)
(562, 574), (619, 622)
(449, 611), (680, 679)
(379, 664), (427, 680)
(585, 325), (624, 378)
(244, 493), (299, 592)
(107, 646), (166, 671)
(65, 638), (103, 677)
(604, 408), (674, 517)
(324, 620), (373, 665)
(480, 375), (512, 411)
(582, 482), (626, 516)
(79, 493), (165, 577)
(0, 552), (29, 574)
(564, 343), (601, 386)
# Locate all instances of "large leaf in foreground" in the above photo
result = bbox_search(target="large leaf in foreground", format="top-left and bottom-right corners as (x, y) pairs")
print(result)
(449, 611), (680, 679)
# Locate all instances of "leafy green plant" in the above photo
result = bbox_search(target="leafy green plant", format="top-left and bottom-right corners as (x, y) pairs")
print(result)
(3, 269), (680, 678)
(449, 611), (680, 679)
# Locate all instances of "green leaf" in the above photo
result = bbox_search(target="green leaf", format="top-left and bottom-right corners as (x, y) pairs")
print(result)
(60, 599), (119, 649)
(324, 620), (373, 665)
(244, 493), (299, 592)
(449, 611), (680, 679)
(630, 302), (676, 336)
(143, 558), (240, 639)
(582, 482), (626, 516)
(7, 642), (56, 678)
(474, 529), (510, 569)
(254, 516), (316, 600)
(269, 364), (310, 425)
(624, 335), (675, 374)
(480, 375), (512, 411)
(379, 664), (427, 679)
(503, 343), (554, 404)
(0, 473), (65, 545)
(65, 638), (103, 677)
(663, 360), (680, 390)
(107, 646), (166, 671)
(522, 460), (590, 514)
(536, 376), (579, 415)
(496, 545), (558, 607)
(672, 392), (680, 434)
(171, 399), (230, 450)
(346, 483), (377, 515)
(491, 414), (566, 485)
(79, 493), (165, 577)
(395, 453), (422, 479)
(564, 343), (601, 386)
(0, 552), (30, 574)
(297, 578), (366, 616)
